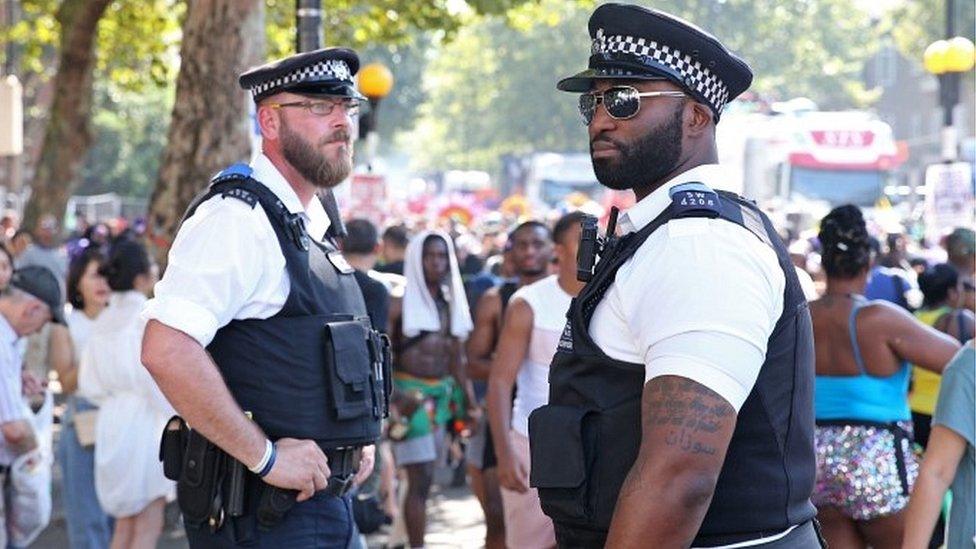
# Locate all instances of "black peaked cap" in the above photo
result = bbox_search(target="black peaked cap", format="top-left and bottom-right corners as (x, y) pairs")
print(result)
(557, 3), (753, 120)
(239, 47), (366, 102)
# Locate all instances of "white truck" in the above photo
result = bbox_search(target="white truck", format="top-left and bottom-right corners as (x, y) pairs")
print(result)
(718, 98), (904, 208)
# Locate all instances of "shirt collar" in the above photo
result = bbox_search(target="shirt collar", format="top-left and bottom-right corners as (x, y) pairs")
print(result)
(0, 315), (17, 347)
(618, 164), (726, 234)
(250, 153), (332, 241)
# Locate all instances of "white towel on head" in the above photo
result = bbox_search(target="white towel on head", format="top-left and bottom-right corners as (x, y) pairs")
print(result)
(402, 230), (473, 339)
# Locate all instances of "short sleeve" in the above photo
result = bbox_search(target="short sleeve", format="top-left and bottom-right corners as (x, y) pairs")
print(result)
(933, 346), (976, 446)
(141, 196), (282, 346)
(622, 219), (785, 411)
(0, 360), (23, 423)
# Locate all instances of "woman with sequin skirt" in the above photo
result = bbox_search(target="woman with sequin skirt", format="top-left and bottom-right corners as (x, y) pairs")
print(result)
(809, 205), (961, 549)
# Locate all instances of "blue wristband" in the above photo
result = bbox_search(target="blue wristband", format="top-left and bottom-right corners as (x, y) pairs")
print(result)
(258, 443), (277, 478)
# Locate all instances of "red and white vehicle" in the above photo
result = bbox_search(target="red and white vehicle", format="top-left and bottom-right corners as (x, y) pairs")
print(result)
(718, 98), (905, 209)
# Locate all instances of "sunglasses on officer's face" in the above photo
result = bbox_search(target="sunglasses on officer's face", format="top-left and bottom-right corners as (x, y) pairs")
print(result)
(578, 86), (687, 126)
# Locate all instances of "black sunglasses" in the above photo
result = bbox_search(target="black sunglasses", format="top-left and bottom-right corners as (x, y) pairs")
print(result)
(578, 86), (686, 125)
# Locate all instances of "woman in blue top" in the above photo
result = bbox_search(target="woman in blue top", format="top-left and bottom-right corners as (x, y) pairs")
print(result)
(810, 205), (960, 549)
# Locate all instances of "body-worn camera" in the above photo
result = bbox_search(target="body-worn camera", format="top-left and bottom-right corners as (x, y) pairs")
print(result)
(576, 207), (620, 283)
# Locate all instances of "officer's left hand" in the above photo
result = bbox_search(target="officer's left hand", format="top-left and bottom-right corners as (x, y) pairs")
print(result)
(352, 445), (375, 487)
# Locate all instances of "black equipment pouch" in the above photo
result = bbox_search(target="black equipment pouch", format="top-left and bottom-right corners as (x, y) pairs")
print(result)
(256, 486), (298, 530)
(159, 416), (188, 481)
(177, 428), (228, 531)
(324, 317), (390, 422)
(368, 330), (393, 419)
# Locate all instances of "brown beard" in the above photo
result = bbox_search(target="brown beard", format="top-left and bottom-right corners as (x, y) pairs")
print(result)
(279, 116), (353, 189)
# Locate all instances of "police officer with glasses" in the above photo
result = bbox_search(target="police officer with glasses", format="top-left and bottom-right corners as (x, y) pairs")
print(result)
(142, 47), (389, 547)
(528, 4), (823, 548)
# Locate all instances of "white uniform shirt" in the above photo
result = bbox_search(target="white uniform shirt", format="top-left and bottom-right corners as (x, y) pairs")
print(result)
(589, 164), (785, 412)
(142, 154), (331, 346)
(0, 315), (23, 465)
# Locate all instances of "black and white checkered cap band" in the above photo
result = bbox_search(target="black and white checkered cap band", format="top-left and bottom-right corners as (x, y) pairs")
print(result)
(591, 28), (730, 113)
(249, 59), (353, 98)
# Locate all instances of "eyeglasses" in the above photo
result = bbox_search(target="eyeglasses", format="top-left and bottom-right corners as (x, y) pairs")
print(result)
(578, 86), (686, 125)
(964, 280), (976, 292)
(267, 98), (361, 117)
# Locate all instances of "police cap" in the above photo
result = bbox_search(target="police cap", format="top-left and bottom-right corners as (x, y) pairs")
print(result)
(557, 3), (753, 120)
(239, 47), (366, 103)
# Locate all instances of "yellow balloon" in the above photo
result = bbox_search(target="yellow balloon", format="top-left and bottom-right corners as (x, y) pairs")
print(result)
(924, 40), (949, 75)
(358, 63), (394, 100)
(945, 36), (976, 73)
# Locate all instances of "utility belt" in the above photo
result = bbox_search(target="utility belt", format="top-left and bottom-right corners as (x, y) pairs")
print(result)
(159, 416), (362, 536)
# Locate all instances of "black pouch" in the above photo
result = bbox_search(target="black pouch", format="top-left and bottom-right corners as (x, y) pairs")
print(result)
(367, 330), (393, 419)
(528, 405), (597, 525)
(159, 415), (188, 481)
(256, 486), (297, 530)
(353, 493), (392, 534)
(177, 429), (227, 530)
(325, 320), (374, 420)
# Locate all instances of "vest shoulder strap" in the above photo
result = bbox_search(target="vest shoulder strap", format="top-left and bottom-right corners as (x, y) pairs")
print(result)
(576, 184), (779, 325)
(180, 163), (310, 252)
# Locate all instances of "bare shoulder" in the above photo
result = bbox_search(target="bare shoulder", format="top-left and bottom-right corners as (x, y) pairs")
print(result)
(502, 297), (534, 327)
(474, 288), (502, 317)
(858, 299), (913, 325)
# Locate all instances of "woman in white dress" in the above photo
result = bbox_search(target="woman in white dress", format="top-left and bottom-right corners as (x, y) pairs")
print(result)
(59, 247), (113, 548)
(79, 238), (173, 549)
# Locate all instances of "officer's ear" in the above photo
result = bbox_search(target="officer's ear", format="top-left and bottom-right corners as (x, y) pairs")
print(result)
(256, 102), (281, 141)
(684, 101), (713, 138)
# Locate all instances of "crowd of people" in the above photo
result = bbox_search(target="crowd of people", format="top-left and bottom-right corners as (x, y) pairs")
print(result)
(0, 197), (970, 549)
(0, 5), (972, 546)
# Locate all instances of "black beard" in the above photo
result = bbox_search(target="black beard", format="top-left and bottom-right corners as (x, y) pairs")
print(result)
(590, 104), (684, 191)
(280, 119), (352, 189)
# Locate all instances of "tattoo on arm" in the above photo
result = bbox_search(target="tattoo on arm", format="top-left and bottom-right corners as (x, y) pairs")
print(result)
(619, 376), (735, 503)
(645, 376), (735, 456)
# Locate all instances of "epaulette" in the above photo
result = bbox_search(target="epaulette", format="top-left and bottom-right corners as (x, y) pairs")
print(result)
(211, 163), (253, 184)
(669, 181), (721, 217)
(210, 163), (258, 209)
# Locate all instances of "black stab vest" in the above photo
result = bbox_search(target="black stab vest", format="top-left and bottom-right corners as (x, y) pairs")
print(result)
(529, 189), (816, 547)
(182, 170), (387, 449)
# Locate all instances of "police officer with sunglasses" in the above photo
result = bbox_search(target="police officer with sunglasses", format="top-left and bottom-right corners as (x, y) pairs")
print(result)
(528, 4), (824, 548)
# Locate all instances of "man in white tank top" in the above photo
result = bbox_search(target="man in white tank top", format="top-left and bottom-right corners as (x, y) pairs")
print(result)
(487, 212), (586, 549)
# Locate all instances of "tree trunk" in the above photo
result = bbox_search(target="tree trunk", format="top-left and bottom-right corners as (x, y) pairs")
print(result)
(21, 0), (112, 230)
(146, 0), (264, 268)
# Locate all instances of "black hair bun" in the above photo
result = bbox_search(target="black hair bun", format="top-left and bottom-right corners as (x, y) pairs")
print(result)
(819, 205), (872, 279)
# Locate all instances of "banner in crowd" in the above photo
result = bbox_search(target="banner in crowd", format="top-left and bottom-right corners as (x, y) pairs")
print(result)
(924, 162), (975, 238)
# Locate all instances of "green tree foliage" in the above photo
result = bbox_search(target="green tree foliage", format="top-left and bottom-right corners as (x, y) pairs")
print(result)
(404, 0), (886, 172)
(1, 0), (181, 85)
(403, 0), (594, 171)
(262, 0), (536, 59)
(883, 0), (975, 60)
(78, 83), (172, 198)
(358, 36), (433, 148)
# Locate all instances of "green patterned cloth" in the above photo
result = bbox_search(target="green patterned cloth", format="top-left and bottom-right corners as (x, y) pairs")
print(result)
(393, 373), (463, 439)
